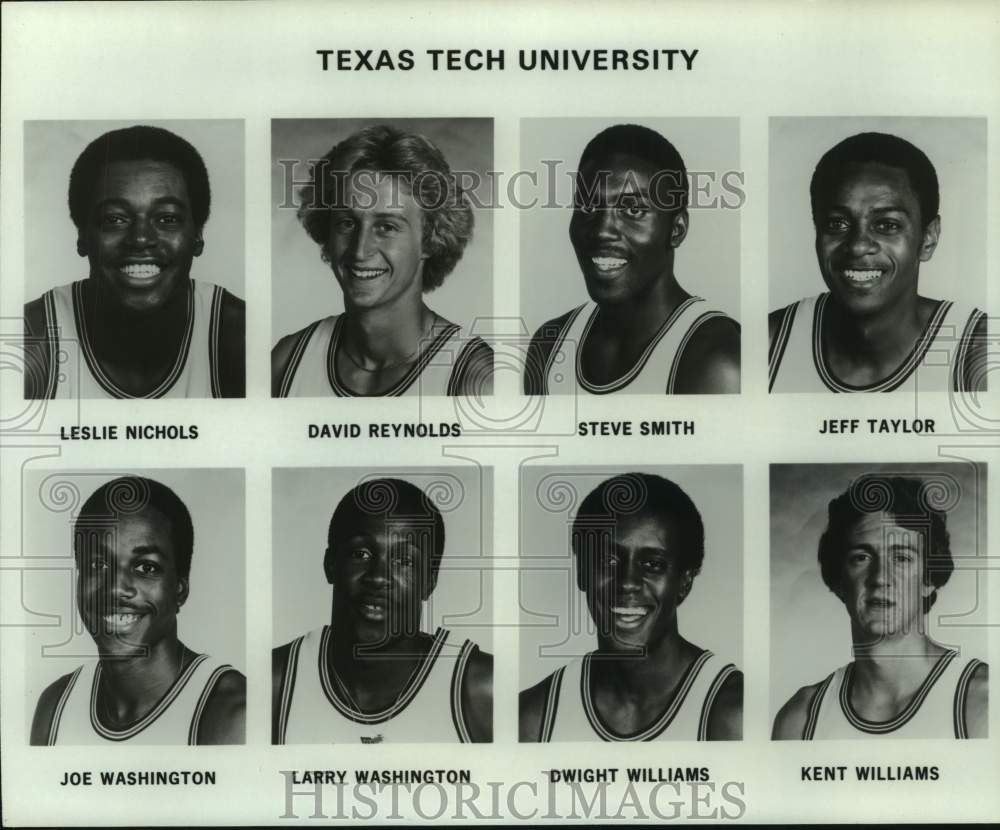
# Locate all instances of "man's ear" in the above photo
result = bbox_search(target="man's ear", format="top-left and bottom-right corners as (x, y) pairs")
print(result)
(421, 561), (439, 601)
(193, 232), (204, 258)
(919, 215), (940, 262)
(676, 569), (695, 605)
(323, 547), (336, 585)
(77, 236), (88, 257)
(670, 209), (689, 249)
(175, 577), (190, 611)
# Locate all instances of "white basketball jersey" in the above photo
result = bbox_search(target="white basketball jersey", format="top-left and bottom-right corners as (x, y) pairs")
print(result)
(275, 627), (477, 744)
(769, 293), (985, 393)
(47, 654), (235, 745)
(537, 651), (738, 742)
(275, 314), (486, 397)
(41, 279), (227, 398)
(802, 651), (985, 739)
(542, 298), (735, 394)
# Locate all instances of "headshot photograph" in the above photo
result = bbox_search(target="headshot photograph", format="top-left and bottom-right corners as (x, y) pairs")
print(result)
(272, 467), (493, 743)
(768, 118), (988, 393)
(23, 469), (246, 745)
(771, 463), (988, 740)
(22, 120), (246, 399)
(520, 118), (742, 396)
(270, 118), (494, 398)
(518, 466), (743, 742)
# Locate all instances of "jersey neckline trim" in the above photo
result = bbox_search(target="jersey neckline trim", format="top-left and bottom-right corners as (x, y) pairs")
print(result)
(839, 649), (958, 734)
(326, 314), (460, 397)
(89, 653), (209, 741)
(72, 279), (197, 399)
(318, 626), (449, 724)
(812, 292), (952, 393)
(576, 296), (703, 394)
(581, 649), (713, 741)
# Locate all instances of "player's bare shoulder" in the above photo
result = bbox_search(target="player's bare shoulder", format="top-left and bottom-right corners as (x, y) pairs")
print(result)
(772, 680), (825, 740)
(672, 314), (741, 393)
(196, 667), (246, 745)
(518, 671), (557, 742)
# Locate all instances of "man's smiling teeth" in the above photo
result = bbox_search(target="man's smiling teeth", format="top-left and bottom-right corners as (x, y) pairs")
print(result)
(592, 256), (627, 271)
(844, 269), (882, 283)
(104, 612), (142, 625)
(121, 264), (161, 279)
(350, 267), (388, 281)
(612, 606), (649, 621)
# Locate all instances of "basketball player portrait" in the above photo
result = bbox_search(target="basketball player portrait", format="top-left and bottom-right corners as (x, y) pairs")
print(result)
(23, 123), (246, 399)
(29, 474), (246, 745)
(768, 124), (988, 393)
(522, 121), (741, 395)
(271, 120), (494, 397)
(519, 470), (743, 742)
(272, 472), (493, 743)
(771, 466), (988, 740)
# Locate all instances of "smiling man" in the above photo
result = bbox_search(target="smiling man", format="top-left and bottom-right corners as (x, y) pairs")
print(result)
(30, 476), (245, 745)
(272, 477), (493, 743)
(524, 124), (740, 395)
(769, 132), (987, 393)
(519, 473), (742, 741)
(23, 125), (245, 399)
(271, 125), (492, 397)
(772, 475), (988, 739)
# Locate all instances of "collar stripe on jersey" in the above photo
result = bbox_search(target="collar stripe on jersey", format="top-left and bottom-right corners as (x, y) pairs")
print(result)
(48, 665), (84, 745)
(326, 315), (460, 397)
(697, 663), (738, 740)
(276, 635), (305, 744)
(801, 672), (834, 740)
(839, 649), (957, 734)
(577, 297), (703, 395)
(768, 302), (798, 392)
(42, 290), (61, 398)
(582, 649), (713, 741)
(812, 292), (952, 393)
(449, 640), (475, 742)
(952, 658), (983, 739)
(318, 627), (449, 724)
(539, 666), (565, 743)
(89, 653), (209, 741)
(187, 664), (234, 745)
(207, 285), (223, 398)
(278, 320), (322, 398)
(951, 309), (985, 392)
(542, 305), (587, 394)
(73, 280), (196, 399)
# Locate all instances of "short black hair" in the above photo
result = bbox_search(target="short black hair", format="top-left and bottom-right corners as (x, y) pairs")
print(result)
(327, 477), (446, 579)
(810, 132), (939, 229)
(74, 476), (195, 581)
(297, 125), (474, 291)
(577, 124), (689, 212)
(68, 125), (211, 232)
(571, 472), (705, 575)
(818, 474), (954, 613)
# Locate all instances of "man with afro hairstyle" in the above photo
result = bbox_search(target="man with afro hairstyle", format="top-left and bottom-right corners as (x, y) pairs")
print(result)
(24, 125), (245, 399)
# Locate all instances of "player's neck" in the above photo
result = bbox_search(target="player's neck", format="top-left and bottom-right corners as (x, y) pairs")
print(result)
(850, 635), (948, 696)
(98, 639), (190, 713)
(595, 631), (693, 689)
(826, 292), (927, 364)
(342, 302), (437, 367)
(597, 273), (689, 342)
(84, 278), (190, 366)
